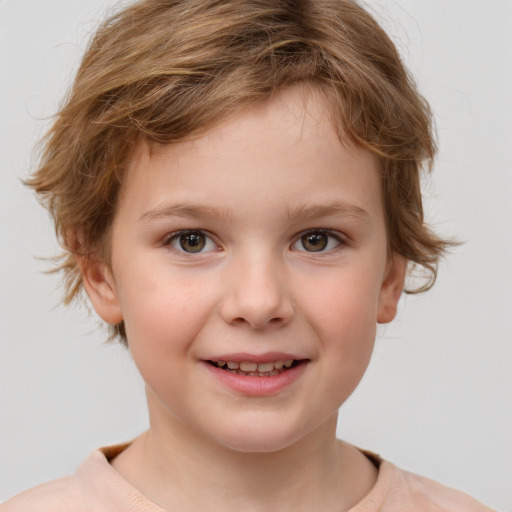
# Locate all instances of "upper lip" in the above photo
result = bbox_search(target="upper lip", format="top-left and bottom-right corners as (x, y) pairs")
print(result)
(203, 352), (307, 363)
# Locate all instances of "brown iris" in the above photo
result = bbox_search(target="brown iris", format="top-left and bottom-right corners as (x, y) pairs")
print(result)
(301, 232), (328, 252)
(179, 231), (206, 253)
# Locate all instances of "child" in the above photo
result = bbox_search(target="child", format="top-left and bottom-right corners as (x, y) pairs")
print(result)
(1, 0), (499, 510)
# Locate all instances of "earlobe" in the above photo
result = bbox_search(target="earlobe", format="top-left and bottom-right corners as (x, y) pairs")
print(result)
(76, 255), (123, 325)
(377, 255), (407, 324)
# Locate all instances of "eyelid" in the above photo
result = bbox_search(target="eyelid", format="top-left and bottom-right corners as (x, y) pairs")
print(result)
(291, 228), (348, 252)
(163, 229), (219, 254)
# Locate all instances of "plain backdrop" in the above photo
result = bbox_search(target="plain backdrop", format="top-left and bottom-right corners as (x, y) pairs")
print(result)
(0, 1), (511, 510)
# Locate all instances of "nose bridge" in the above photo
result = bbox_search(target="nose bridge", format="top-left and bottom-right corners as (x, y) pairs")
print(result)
(220, 246), (293, 329)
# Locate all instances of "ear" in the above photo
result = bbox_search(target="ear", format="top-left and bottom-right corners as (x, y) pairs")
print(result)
(377, 254), (407, 324)
(76, 255), (123, 325)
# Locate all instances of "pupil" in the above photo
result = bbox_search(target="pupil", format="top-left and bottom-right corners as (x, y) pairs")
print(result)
(180, 232), (206, 253)
(303, 232), (328, 252)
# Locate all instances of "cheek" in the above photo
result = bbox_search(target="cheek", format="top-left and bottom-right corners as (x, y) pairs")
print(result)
(301, 268), (381, 333)
(119, 280), (210, 414)
(306, 279), (379, 405)
(298, 268), (381, 374)
(117, 268), (214, 366)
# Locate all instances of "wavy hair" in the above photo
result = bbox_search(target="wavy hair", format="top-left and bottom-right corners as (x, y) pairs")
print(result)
(28, 0), (453, 340)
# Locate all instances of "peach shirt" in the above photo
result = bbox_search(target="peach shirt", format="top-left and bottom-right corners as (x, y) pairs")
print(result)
(2, 444), (495, 511)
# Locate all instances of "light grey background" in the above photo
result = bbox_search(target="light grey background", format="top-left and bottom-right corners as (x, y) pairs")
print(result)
(1, 1), (510, 510)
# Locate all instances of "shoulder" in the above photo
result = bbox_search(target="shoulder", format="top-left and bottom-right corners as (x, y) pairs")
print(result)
(379, 459), (496, 511)
(350, 449), (495, 511)
(0, 444), (131, 512)
(0, 442), (156, 512)
(1, 476), (88, 512)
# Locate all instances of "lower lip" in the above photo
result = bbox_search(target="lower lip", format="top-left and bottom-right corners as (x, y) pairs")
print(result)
(202, 361), (308, 396)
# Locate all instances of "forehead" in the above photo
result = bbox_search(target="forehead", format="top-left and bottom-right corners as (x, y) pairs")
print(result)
(116, 85), (383, 225)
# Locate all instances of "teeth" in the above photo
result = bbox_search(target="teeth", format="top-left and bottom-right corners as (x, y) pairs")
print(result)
(239, 361), (258, 372)
(214, 359), (297, 374)
(257, 362), (275, 372)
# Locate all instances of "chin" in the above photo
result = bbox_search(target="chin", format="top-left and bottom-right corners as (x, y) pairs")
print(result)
(208, 419), (310, 454)
(221, 436), (298, 454)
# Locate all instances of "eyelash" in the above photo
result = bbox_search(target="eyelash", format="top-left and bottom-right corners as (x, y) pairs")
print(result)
(163, 229), (347, 255)
(163, 230), (219, 255)
(291, 229), (346, 253)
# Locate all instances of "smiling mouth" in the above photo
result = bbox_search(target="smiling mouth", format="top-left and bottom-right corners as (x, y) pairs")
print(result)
(208, 359), (302, 377)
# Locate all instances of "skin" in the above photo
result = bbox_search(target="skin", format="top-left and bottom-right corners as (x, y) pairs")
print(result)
(79, 85), (406, 512)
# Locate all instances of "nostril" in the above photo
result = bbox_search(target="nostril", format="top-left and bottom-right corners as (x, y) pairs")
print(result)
(219, 286), (294, 329)
(229, 315), (283, 329)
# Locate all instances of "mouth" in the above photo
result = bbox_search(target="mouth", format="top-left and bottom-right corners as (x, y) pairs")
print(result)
(207, 359), (303, 377)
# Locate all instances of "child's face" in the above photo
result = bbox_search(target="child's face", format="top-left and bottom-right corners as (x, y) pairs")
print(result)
(83, 85), (405, 452)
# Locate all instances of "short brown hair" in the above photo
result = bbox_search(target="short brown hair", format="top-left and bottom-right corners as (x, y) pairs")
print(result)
(28, 0), (452, 340)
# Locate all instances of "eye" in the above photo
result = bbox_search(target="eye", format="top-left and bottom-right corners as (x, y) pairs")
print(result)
(166, 230), (218, 254)
(292, 230), (342, 253)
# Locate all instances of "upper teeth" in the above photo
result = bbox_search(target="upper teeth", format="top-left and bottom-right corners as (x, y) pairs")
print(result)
(214, 360), (294, 372)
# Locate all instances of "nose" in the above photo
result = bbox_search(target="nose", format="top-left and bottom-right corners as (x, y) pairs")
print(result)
(219, 253), (294, 330)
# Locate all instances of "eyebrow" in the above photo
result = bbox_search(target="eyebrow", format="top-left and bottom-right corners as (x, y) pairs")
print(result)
(281, 201), (371, 224)
(138, 203), (233, 223)
(138, 200), (370, 224)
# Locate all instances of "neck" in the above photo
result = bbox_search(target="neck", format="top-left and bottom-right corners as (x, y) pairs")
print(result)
(111, 395), (377, 512)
